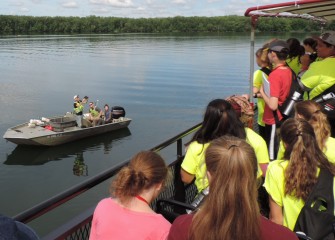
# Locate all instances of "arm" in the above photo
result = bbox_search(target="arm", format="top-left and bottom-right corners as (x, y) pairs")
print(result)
(259, 85), (279, 111)
(260, 163), (268, 177)
(269, 195), (284, 225)
(180, 168), (195, 184)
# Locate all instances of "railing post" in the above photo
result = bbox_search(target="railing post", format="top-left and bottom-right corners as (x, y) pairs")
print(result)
(177, 139), (183, 158)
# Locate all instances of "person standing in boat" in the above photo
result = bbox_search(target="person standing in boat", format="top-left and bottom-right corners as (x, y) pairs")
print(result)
(264, 118), (335, 231)
(168, 136), (298, 240)
(277, 100), (335, 163)
(253, 46), (272, 140)
(259, 40), (293, 160)
(286, 38), (304, 76)
(300, 31), (335, 136)
(89, 151), (171, 240)
(88, 102), (103, 126)
(73, 95), (84, 128)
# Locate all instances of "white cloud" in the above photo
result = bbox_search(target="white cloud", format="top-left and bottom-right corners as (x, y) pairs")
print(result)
(9, 1), (24, 6)
(172, 0), (187, 4)
(62, 1), (78, 8)
(20, 7), (29, 12)
(90, 0), (134, 8)
(91, 7), (110, 14)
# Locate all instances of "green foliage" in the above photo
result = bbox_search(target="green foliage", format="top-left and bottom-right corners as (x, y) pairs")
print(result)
(0, 15), (333, 34)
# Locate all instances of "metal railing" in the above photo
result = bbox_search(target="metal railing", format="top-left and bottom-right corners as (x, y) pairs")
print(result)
(14, 122), (201, 239)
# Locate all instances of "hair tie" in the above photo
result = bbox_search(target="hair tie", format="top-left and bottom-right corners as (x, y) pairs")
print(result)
(228, 144), (238, 150)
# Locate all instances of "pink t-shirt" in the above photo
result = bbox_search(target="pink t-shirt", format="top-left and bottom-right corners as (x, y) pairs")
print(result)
(263, 66), (292, 125)
(89, 198), (171, 240)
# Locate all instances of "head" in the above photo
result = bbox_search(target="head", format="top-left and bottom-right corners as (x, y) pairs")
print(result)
(268, 39), (290, 62)
(255, 47), (271, 68)
(300, 44), (317, 68)
(104, 104), (109, 110)
(294, 100), (330, 150)
(111, 151), (168, 204)
(82, 96), (89, 104)
(286, 38), (304, 58)
(89, 102), (95, 108)
(73, 95), (79, 101)
(192, 99), (246, 144)
(315, 31), (335, 59)
(280, 118), (329, 200)
(0, 215), (39, 240)
(189, 136), (260, 240)
(205, 135), (258, 189)
(303, 37), (317, 53)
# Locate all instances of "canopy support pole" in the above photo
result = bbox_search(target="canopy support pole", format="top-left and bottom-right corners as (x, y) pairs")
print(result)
(249, 16), (258, 104)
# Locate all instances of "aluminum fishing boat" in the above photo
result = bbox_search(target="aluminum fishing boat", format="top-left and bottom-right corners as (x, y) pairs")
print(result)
(3, 113), (131, 146)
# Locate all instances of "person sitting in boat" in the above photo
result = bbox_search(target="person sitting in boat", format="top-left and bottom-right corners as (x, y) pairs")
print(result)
(88, 102), (103, 126)
(168, 136), (298, 240)
(103, 104), (112, 124)
(180, 99), (269, 196)
(89, 151), (171, 240)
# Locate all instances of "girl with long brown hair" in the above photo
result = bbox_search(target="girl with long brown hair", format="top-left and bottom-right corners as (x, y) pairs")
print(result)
(168, 136), (297, 240)
(265, 118), (335, 230)
(277, 100), (335, 162)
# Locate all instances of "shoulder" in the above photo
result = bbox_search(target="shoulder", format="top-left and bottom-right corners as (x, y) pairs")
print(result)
(268, 160), (288, 173)
(245, 128), (266, 145)
(260, 216), (298, 240)
(187, 141), (208, 153)
(168, 214), (193, 240)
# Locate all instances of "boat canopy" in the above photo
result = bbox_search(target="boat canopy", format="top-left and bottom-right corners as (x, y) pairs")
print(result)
(244, 0), (335, 99)
(245, 0), (335, 23)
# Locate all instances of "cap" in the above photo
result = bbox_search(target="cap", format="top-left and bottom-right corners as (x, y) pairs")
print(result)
(73, 95), (79, 100)
(316, 31), (335, 46)
(269, 40), (289, 52)
(0, 215), (39, 240)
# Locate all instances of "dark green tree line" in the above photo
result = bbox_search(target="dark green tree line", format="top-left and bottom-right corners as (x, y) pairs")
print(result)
(0, 15), (333, 35)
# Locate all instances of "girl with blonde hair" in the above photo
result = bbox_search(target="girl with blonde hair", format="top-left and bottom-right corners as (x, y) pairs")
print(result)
(168, 136), (297, 240)
(277, 100), (335, 162)
(90, 151), (171, 240)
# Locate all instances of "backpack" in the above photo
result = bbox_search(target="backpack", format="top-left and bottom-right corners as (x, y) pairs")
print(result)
(226, 95), (254, 129)
(271, 67), (301, 125)
(294, 168), (335, 240)
(311, 84), (335, 120)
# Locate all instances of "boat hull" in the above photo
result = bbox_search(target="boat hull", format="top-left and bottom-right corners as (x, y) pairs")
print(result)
(3, 116), (131, 146)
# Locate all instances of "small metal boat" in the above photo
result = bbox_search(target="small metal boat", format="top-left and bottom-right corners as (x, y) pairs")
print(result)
(3, 113), (131, 146)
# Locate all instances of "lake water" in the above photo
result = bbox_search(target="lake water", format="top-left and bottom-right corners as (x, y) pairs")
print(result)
(0, 32), (309, 235)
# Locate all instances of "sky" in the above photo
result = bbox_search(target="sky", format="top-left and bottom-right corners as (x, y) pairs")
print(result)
(0, 0), (288, 18)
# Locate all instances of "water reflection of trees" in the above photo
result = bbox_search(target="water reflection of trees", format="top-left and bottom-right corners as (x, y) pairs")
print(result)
(4, 128), (131, 176)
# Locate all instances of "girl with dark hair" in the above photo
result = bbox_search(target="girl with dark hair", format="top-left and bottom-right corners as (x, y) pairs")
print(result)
(277, 100), (335, 162)
(180, 99), (269, 194)
(286, 38), (304, 75)
(264, 118), (335, 230)
(89, 151), (171, 240)
(168, 136), (298, 240)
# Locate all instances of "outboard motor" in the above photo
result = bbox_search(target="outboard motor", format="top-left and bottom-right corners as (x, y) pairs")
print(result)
(112, 106), (126, 119)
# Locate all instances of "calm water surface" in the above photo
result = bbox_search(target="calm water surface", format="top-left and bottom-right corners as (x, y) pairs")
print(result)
(0, 33), (309, 235)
